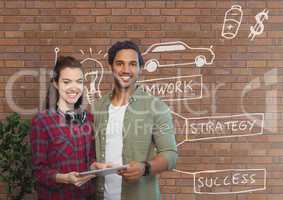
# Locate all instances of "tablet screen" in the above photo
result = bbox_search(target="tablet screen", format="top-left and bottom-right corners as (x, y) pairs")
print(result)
(78, 165), (128, 176)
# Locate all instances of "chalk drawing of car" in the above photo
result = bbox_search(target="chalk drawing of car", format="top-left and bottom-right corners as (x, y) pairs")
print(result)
(142, 41), (215, 72)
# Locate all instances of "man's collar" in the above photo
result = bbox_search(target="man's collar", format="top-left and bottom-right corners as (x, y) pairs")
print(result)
(107, 85), (144, 104)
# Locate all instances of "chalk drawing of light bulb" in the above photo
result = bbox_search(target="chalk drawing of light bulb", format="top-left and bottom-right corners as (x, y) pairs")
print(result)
(81, 58), (104, 104)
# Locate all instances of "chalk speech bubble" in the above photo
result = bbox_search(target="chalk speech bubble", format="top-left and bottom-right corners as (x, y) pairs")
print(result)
(187, 113), (264, 142)
(194, 168), (266, 194)
(138, 75), (202, 101)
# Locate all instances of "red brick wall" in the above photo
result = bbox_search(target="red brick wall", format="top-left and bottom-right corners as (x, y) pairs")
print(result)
(1, 0), (283, 199)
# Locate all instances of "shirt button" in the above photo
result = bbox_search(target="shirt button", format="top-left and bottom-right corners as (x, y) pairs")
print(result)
(100, 187), (104, 191)
(101, 154), (104, 158)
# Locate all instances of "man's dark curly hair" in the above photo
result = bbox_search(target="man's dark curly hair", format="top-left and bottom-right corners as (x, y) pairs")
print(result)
(108, 40), (144, 67)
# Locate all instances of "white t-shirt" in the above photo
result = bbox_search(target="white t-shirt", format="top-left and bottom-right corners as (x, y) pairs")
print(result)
(104, 103), (128, 200)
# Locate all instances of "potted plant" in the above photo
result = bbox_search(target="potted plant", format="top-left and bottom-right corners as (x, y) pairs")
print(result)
(0, 113), (35, 200)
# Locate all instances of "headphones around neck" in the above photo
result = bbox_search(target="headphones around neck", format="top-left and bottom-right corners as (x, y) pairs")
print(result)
(58, 109), (87, 125)
(65, 111), (87, 125)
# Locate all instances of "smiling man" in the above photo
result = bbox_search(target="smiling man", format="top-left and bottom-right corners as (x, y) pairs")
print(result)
(93, 41), (177, 200)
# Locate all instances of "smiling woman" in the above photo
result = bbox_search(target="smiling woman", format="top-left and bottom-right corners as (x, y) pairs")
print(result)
(46, 56), (84, 111)
(29, 56), (101, 200)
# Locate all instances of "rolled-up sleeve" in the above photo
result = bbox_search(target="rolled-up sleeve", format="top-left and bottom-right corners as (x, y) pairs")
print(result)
(152, 99), (177, 170)
(30, 116), (59, 188)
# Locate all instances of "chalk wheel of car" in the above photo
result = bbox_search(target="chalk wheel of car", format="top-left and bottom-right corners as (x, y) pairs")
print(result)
(145, 59), (159, 72)
(195, 55), (206, 67)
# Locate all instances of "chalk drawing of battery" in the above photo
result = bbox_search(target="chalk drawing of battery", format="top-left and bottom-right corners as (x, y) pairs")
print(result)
(142, 41), (215, 72)
(221, 5), (243, 40)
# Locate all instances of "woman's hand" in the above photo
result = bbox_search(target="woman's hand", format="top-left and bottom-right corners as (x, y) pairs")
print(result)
(67, 171), (96, 187)
(56, 171), (96, 187)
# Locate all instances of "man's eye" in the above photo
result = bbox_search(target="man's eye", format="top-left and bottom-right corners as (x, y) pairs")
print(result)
(131, 63), (137, 67)
(63, 81), (70, 84)
(77, 80), (83, 84)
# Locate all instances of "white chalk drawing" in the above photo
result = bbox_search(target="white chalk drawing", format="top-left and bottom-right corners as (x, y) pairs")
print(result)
(195, 168), (266, 194)
(80, 48), (105, 104)
(173, 112), (264, 145)
(173, 168), (266, 194)
(80, 48), (107, 57)
(50, 47), (60, 78)
(80, 58), (104, 104)
(188, 113), (265, 141)
(222, 5), (243, 39)
(142, 41), (215, 72)
(173, 112), (267, 194)
(249, 9), (269, 41)
(54, 47), (60, 64)
(171, 110), (188, 143)
(138, 75), (202, 101)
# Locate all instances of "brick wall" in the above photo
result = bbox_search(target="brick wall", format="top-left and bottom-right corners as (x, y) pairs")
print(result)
(1, 0), (283, 199)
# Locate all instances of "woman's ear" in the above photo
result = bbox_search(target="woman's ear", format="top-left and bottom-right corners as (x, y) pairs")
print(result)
(53, 81), (58, 89)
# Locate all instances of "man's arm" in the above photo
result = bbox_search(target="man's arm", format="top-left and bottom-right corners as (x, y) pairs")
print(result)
(121, 99), (177, 181)
(150, 99), (178, 171)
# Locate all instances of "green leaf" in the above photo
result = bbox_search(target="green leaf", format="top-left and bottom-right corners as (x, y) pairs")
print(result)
(0, 113), (35, 200)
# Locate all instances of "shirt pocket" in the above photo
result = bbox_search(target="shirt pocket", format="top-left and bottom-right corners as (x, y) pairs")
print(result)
(49, 135), (74, 161)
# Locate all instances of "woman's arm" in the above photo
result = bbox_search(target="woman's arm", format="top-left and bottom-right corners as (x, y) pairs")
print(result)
(30, 116), (60, 188)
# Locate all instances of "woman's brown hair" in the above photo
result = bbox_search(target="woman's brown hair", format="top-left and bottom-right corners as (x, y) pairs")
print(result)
(45, 56), (83, 110)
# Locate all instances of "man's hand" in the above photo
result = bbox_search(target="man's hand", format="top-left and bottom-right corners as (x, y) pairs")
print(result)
(120, 161), (145, 182)
(90, 162), (112, 170)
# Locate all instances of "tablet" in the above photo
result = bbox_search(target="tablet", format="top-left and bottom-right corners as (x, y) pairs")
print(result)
(78, 165), (128, 176)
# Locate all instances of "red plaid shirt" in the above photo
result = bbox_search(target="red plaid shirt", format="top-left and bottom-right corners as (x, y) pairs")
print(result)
(30, 110), (95, 200)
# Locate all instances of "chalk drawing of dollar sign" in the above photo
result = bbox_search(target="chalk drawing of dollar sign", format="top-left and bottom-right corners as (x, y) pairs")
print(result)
(248, 9), (269, 41)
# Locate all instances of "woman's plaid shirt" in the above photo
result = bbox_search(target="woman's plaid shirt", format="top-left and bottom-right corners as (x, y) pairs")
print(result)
(30, 110), (95, 200)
